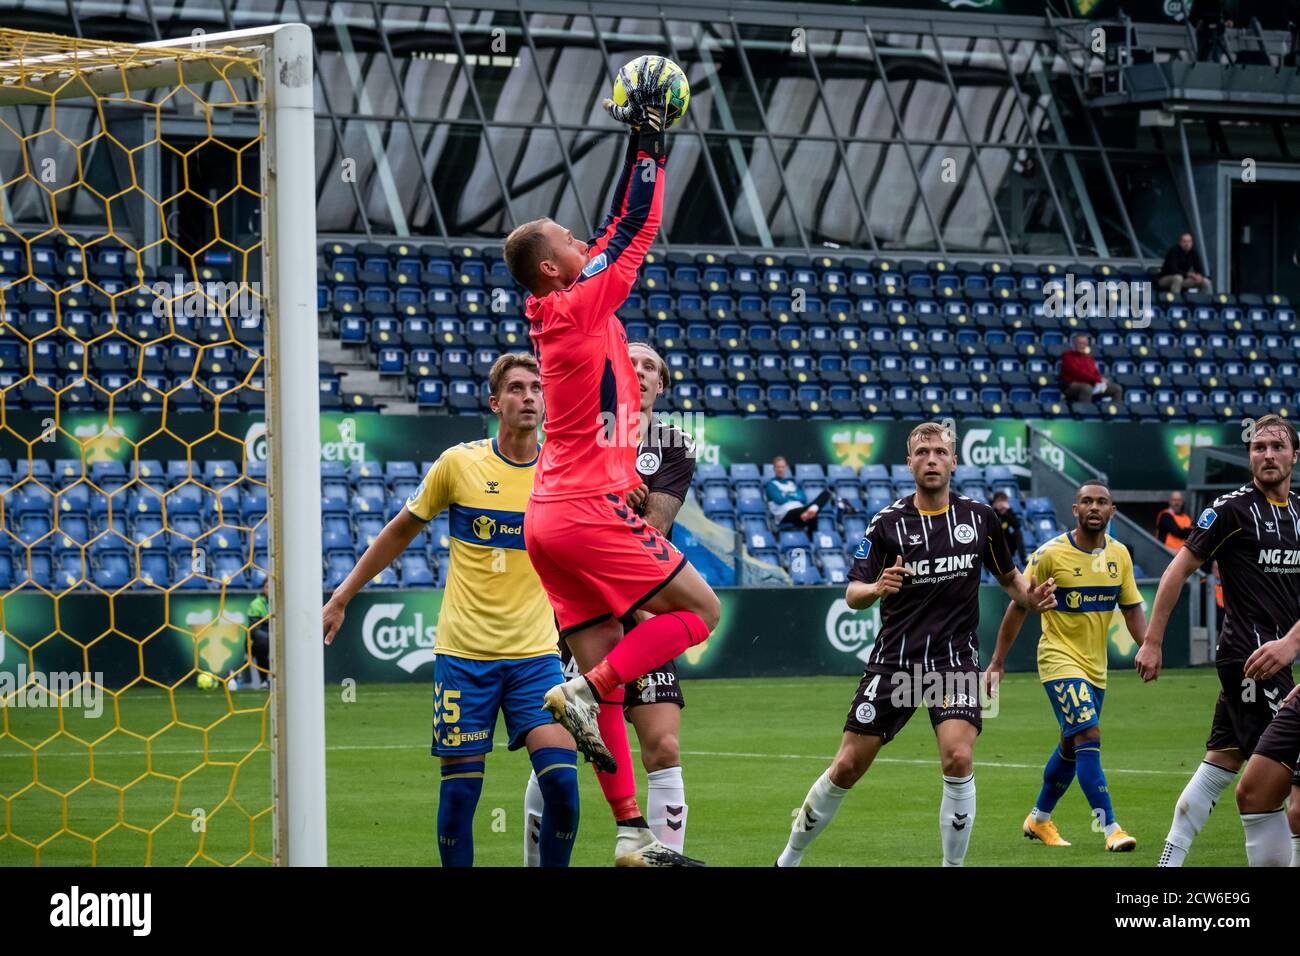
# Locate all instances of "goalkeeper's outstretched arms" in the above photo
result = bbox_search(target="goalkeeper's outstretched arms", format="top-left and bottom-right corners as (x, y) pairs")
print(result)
(501, 69), (672, 322)
(587, 130), (639, 253)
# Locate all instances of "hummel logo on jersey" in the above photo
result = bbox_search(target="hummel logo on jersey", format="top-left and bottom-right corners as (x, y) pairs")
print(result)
(908, 534), (922, 545)
(485, 480), (499, 494)
(1264, 521), (1276, 532)
(952, 812), (969, 831)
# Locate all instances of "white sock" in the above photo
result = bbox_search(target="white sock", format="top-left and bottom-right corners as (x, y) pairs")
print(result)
(778, 769), (849, 867)
(1030, 807), (1051, 823)
(523, 770), (544, 868)
(1159, 761), (1235, 867)
(647, 766), (687, 852)
(1104, 821), (1121, 837)
(1242, 810), (1292, 867)
(940, 773), (976, 867)
(1291, 832), (1300, 867)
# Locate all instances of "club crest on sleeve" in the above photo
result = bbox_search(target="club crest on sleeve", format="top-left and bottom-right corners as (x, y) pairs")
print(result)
(854, 536), (871, 559)
(1197, 508), (1216, 529)
(581, 252), (608, 278)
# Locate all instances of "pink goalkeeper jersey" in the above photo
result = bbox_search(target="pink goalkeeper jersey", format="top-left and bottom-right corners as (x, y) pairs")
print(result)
(527, 137), (666, 502)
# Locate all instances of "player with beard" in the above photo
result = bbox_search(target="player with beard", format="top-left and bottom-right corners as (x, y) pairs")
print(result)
(775, 422), (1056, 867)
(985, 482), (1146, 851)
(1140, 414), (1300, 866)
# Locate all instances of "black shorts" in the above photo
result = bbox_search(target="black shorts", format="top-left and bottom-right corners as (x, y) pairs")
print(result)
(843, 667), (982, 744)
(623, 658), (685, 713)
(1205, 661), (1296, 757)
(1252, 695), (1300, 777)
(559, 636), (685, 717)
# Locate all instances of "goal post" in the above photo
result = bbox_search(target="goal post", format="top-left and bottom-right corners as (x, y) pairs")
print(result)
(0, 25), (324, 867)
(255, 23), (328, 869)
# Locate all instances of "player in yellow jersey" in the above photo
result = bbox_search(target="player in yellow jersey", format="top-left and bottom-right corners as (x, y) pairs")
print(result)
(321, 354), (579, 867)
(985, 482), (1147, 851)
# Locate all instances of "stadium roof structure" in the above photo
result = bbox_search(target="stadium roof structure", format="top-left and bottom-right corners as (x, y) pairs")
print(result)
(3, 0), (1297, 277)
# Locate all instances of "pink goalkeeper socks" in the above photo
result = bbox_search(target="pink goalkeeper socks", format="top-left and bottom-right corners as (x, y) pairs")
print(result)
(603, 611), (708, 687)
(593, 688), (639, 821)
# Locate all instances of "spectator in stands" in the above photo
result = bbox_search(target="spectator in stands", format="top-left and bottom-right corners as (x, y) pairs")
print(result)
(1195, 17), (1215, 61)
(1060, 334), (1122, 405)
(765, 456), (831, 536)
(1289, 2), (1300, 67)
(1195, 16), (1234, 63)
(1157, 233), (1212, 295)
(991, 490), (1026, 565)
(1155, 490), (1192, 552)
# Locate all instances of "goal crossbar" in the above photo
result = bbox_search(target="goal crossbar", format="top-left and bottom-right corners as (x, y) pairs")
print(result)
(0, 27), (289, 106)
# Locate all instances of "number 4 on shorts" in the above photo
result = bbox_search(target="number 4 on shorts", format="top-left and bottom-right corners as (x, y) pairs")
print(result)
(862, 674), (882, 701)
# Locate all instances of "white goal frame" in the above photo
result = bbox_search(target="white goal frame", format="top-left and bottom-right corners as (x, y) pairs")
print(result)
(0, 24), (326, 866)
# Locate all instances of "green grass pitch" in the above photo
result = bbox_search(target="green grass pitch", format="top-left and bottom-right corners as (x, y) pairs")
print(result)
(0, 668), (1262, 866)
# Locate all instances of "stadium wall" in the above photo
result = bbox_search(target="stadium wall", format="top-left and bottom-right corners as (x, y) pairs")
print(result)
(0, 581), (1188, 688)
(10, 412), (1238, 491)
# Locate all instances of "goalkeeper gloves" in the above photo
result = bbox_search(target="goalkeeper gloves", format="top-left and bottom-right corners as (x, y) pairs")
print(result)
(602, 55), (675, 134)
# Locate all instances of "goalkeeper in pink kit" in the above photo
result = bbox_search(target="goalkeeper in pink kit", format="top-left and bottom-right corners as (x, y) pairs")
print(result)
(503, 60), (719, 867)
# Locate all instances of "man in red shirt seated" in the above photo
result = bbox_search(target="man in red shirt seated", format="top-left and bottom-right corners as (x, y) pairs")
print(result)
(1060, 334), (1123, 405)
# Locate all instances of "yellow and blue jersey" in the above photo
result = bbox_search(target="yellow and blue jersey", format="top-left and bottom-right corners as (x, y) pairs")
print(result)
(406, 438), (558, 661)
(1026, 531), (1142, 689)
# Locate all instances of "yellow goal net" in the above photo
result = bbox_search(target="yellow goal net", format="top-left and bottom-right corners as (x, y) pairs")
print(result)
(0, 25), (325, 866)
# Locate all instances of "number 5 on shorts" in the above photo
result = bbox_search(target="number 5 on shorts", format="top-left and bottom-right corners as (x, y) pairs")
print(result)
(433, 684), (461, 727)
(442, 689), (461, 724)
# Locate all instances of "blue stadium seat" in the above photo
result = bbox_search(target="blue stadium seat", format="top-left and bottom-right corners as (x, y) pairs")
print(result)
(740, 516), (776, 552)
(400, 553), (436, 587)
(778, 529), (810, 555)
(350, 510), (383, 547)
(1024, 497), (1055, 521)
(735, 486), (766, 516)
(701, 486), (733, 519)
(137, 551), (170, 588)
(696, 462), (729, 492)
(820, 551), (849, 584)
(811, 528), (843, 552)
(730, 463), (761, 489)
(15, 550), (53, 590)
(788, 557), (823, 585)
